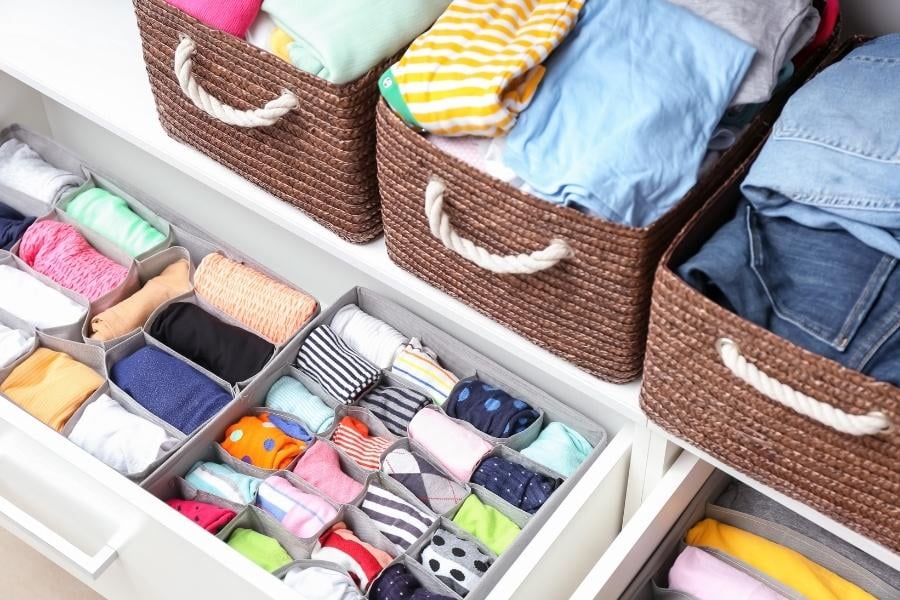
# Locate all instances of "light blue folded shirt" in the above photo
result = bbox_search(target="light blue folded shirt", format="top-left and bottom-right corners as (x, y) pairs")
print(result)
(502, 0), (755, 227)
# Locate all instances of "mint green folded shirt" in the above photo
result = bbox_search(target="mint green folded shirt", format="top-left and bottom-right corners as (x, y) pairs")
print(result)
(65, 187), (166, 257)
(261, 0), (452, 84)
(226, 528), (293, 572)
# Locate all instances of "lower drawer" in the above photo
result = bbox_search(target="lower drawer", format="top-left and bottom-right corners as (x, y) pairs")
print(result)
(0, 397), (713, 600)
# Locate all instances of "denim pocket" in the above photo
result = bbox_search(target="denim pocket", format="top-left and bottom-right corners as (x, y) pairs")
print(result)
(747, 207), (896, 351)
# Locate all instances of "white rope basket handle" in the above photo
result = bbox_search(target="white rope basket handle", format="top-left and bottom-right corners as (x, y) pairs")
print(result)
(716, 337), (892, 436)
(173, 36), (298, 128)
(424, 178), (572, 275)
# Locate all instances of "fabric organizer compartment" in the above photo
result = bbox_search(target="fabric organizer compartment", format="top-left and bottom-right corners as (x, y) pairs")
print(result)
(640, 35), (900, 556)
(328, 404), (400, 470)
(132, 0), (397, 243)
(56, 170), (173, 260)
(373, 15), (843, 384)
(215, 405), (313, 474)
(0, 176), (54, 251)
(0, 249), (90, 340)
(0, 308), (38, 370)
(380, 437), (472, 518)
(0, 123), (86, 206)
(617, 474), (899, 600)
(215, 505), (315, 569)
(370, 553), (461, 600)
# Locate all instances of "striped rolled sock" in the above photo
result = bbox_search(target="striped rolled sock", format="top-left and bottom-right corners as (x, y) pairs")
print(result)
(265, 375), (335, 433)
(297, 326), (381, 404)
(361, 484), (434, 551)
(331, 416), (393, 471)
(390, 339), (458, 404)
(359, 385), (431, 436)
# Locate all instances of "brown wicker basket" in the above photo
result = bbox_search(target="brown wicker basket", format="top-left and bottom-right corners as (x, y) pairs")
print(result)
(641, 37), (900, 554)
(375, 32), (840, 383)
(133, 0), (387, 243)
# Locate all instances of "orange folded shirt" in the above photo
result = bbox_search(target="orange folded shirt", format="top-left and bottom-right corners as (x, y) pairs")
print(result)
(221, 413), (308, 470)
(0, 348), (104, 431)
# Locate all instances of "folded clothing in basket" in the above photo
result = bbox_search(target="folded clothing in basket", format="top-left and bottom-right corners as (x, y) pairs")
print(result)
(444, 378), (538, 439)
(282, 565), (360, 600)
(0, 200), (34, 250)
(259, 0), (451, 85)
(667, 546), (787, 600)
(0, 138), (82, 204)
(370, 563), (454, 600)
(520, 421), (591, 478)
(297, 325), (381, 404)
(407, 409), (492, 482)
(149, 301), (274, 385)
(185, 461), (262, 504)
(255, 475), (337, 539)
(165, 498), (236, 534)
(471, 457), (560, 514)
(111, 345), (232, 434)
(264, 375), (334, 434)
(0, 347), (103, 432)
(0, 322), (33, 368)
(64, 187), (166, 257)
(221, 413), (308, 470)
(19, 220), (128, 302)
(89, 259), (191, 342)
(0, 264), (86, 330)
(451, 494), (519, 556)
(227, 527), (293, 573)
(382, 448), (467, 515)
(331, 416), (393, 471)
(166, 0), (262, 38)
(313, 522), (394, 590)
(67, 393), (178, 476)
(361, 483), (435, 552)
(686, 518), (875, 600)
(420, 527), (493, 596)
(293, 440), (364, 504)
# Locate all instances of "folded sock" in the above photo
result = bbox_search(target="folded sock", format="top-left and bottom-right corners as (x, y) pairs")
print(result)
(0, 322), (33, 368)
(407, 409), (492, 483)
(266, 412), (313, 443)
(90, 259), (191, 341)
(382, 448), (467, 514)
(149, 301), (274, 385)
(19, 220), (129, 302)
(451, 495), (520, 556)
(358, 385), (430, 437)
(184, 461), (262, 504)
(64, 187), (166, 257)
(391, 339), (458, 404)
(331, 416), (392, 471)
(227, 527), (293, 572)
(370, 563), (456, 600)
(166, 498), (236, 534)
(520, 422), (592, 478)
(421, 528), (493, 596)
(282, 565), (360, 599)
(67, 393), (178, 476)
(312, 523), (394, 590)
(166, 0), (262, 37)
(471, 457), (560, 514)
(221, 413), (307, 470)
(255, 475), (337, 538)
(0, 200), (35, 250)
(194, 253), (317, 345)
(361, 484), (435, 551)
(111, 345), (232, 435)
(0, 138), (81, 204)
(444, 378), (539, 439)
(0, 347), (103, 432)
(297, 325), (381, 404)
(329, 304), (407, 369)
(293, 440), (364, 504)
(264, 375), (334, 433)
(0, 264), (86, 330)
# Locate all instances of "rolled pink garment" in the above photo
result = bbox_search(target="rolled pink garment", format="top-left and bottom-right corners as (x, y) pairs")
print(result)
(166, 0), (262, 38)
(408, 408), (492, 482)
(292, 441), (364, 504)
(668, 546), (787, 600)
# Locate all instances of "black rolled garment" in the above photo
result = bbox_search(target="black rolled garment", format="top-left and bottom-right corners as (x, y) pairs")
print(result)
(0, 200), (35, 250)
(149, 302), (274, 384)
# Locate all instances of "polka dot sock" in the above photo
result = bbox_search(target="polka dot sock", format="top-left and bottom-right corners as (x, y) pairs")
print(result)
(420, 528), (493, 596)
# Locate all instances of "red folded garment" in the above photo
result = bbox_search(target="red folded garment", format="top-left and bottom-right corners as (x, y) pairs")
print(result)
(166, 498), (237, 533)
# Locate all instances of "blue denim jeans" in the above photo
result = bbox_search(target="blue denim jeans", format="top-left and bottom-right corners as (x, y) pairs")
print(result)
(741, 34), (900, 258)
(679, 200), (900, 386)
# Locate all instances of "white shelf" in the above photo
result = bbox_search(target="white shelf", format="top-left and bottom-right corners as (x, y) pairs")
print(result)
(0, 0), (643, 422)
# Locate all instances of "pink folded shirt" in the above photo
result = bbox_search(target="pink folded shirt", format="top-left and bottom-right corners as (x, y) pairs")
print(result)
(408, 408), (492, 482)
(166, 0), (262, 37)
(668, 546), (787, 600)
(293, 441), (364, 504)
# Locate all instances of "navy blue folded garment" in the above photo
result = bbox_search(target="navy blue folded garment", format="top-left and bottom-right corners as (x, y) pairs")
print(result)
(472, 456), (561, 514)
(0, 200), (35, 250)
(444, 378), (539, 438)
(110, 345), (232, 434)
(370, 563), (454, 600)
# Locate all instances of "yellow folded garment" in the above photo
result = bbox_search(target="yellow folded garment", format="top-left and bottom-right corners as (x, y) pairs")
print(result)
(686, 518), (875, 600)
(89, 259), (192, 342)
(269, 27), (295, 63)
(1, 348), (104, 431)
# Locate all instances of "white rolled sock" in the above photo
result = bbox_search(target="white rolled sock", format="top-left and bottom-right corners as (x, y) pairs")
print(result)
(0, 264), (86, 329)
(282, 566), (360, 599)
(0, 323), (33, 368)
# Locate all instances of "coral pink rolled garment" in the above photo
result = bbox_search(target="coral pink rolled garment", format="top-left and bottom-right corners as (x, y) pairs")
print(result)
(18, 220), (128, 302)
(407, 408), (492, 482)
(668, 546), (787, 600)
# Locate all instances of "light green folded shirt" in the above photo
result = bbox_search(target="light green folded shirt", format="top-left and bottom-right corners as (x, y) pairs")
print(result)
(261, 0), (452, 84)
(226, 528), (293, 573)
(520, 422), (592, 478)
(65, 187), (166, 257)
(452, 495), (520, 556)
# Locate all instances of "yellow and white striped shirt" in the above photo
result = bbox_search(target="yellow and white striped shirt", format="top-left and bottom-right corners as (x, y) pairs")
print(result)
(380, 0), (584, 137)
